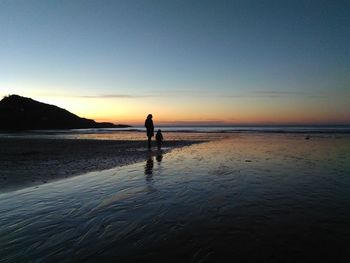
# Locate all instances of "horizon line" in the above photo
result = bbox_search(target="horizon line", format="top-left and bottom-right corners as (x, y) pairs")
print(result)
(120, 123), (350, 127)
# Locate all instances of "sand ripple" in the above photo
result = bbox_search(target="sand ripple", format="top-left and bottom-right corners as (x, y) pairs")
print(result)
(1, 134), (350, 262)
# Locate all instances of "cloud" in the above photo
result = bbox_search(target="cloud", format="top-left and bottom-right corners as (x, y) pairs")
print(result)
(225, 90), (326, 98)
(78, 94), (152, 98)
(159, 120), (231, 125)
(255, 90), (305, 95)
(7, 92), (153, 99)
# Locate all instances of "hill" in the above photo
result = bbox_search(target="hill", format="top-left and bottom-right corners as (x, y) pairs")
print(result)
(0, 95), (130, 130)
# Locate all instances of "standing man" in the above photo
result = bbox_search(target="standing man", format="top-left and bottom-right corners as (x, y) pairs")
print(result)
(145, 114), (154, 148)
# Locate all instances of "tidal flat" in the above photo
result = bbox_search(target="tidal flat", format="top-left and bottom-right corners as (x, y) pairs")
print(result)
(1, 133), (349, 262)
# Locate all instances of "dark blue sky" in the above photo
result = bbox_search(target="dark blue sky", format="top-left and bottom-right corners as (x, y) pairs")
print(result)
(0, 0), (349, 124)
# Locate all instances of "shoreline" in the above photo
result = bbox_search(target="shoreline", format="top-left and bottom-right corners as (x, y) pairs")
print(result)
(0, 138), (205, 192)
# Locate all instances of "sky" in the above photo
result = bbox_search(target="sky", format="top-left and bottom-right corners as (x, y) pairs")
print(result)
(0, 0), (349, 125)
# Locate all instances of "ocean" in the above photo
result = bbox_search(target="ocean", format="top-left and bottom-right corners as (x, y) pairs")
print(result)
(0, 125), (349, 140)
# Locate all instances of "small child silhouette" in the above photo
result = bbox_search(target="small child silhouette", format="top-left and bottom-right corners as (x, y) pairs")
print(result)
(155, 129), (163, 149)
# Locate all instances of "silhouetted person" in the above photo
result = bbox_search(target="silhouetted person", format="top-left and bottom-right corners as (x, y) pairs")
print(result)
(145, 114), (154, 148)
(155, 129), (163, 149)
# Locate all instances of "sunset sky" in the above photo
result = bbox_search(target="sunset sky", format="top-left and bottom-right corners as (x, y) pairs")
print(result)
(0, 0), (349, 125)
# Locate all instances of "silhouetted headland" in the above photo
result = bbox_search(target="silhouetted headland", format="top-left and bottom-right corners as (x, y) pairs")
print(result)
(0, 95), (130, 130)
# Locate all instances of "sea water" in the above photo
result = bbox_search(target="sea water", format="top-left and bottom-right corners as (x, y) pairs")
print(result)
(0, 133), (350, 262)
(0, 125), (349, 140)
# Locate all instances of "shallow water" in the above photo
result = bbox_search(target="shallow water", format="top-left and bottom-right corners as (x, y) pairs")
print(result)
(1, 134), (350, 262)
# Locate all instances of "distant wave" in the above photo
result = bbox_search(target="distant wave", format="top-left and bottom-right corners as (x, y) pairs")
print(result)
(1, 125), (349, 136)
(122, 125), (350, 134)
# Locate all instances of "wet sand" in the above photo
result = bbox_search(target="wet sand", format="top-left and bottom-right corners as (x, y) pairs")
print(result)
(0, 133), (349, 262)
(0, 138), (203, 192)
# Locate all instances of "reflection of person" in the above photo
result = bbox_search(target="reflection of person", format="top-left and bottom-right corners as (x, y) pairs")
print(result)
(156, 151), (163, 163)
(145, 114), (154, 148)
(145, 155), (154, 176)
(145, 153), (154, 182)
(155, 129), (163, 149)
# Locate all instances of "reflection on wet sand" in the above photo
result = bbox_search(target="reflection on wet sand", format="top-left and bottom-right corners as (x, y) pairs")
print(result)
(156, 151), (163, 163)
(145, 150), (163, 181)
(145, 152), (154, 182)
(0, 134), (349, 262)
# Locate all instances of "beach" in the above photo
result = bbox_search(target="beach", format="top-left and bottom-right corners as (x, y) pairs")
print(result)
(1, 131), (350, 262)
(0, 137), (205, 192)
(2, 0), (349, 261)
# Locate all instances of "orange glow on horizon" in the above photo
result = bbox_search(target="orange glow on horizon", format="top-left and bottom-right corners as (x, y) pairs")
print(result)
(1, 91), (349, 126)
(95, 112), (350, 126)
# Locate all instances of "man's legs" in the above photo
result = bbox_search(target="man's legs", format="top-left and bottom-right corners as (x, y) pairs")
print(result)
(148, 136), (151, 148)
